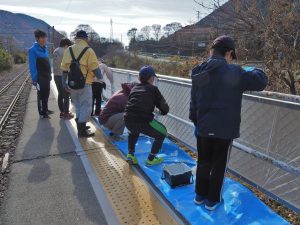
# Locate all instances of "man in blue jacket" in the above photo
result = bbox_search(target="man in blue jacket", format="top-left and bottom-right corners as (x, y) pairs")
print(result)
(190, 35), (268, 210)
(29, 29), (53, 119)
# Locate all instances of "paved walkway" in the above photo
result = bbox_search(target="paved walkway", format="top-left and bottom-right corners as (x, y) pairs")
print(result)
(0, 87), (108, 225)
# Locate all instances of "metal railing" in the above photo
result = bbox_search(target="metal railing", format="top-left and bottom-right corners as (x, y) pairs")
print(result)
(102, 68), (300, 214)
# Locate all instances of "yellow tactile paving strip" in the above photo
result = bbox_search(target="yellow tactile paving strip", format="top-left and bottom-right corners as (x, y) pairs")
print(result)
(77, 122), (179, 225)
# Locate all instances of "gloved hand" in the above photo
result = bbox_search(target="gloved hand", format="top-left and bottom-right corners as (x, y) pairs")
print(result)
(32, 81), (37, 86)
(194, 126), (198, 138)
(243, 66), (255, 72)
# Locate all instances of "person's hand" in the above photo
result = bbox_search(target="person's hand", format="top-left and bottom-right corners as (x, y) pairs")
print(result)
(159, 110), (168, 116)
(64, 86), (71, 93)
(194, 126), (198, 138)
(32, 81), (37, 86)
(243, 66), (255, 72)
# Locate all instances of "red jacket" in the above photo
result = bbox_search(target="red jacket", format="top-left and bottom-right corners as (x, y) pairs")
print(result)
(99, 83), (136, 124)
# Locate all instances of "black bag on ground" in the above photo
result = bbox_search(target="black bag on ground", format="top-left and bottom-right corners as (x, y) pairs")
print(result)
(161, 163), (193, 188)
(68, 47), (89, 89)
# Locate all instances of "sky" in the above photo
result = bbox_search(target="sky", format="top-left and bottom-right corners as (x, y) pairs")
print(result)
(0, 0), (215, 45)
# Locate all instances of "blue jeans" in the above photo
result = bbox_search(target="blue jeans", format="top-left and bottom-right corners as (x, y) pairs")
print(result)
(70, 84), (92, 123)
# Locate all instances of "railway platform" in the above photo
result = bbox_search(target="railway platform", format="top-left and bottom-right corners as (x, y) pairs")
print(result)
(0, 83), (181, 225)
(0, 80), (291, 225)
(0, 86), (108, 225)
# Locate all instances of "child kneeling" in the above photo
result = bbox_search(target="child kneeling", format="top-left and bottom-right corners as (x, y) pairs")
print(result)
(124, 66), (169, 166)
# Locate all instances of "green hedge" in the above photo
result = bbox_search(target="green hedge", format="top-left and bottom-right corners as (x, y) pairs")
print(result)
(0, 48), (13, 72)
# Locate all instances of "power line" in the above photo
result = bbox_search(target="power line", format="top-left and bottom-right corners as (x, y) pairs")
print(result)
(55, 0), (73, 26)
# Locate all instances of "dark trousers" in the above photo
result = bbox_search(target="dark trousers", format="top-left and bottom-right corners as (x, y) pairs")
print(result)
(92, 82), (104, 115)
(37, 77), (50, 116)
(54, 75), (70, 113)
(125, 121), (166, 155)
(196, 136), (232, 203)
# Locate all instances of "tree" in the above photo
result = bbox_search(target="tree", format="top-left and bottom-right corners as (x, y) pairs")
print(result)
(163, 25), (172, 37)
(100, 37), (107, 43)
(195, 0), (300, 94)
(58, 30), (68, 38)
(127, 28), (138, 41)
(70, 24), (100, 41)
(69, 24), (123, 57)
(140, 26), (151, 40)
(163, 22), (182, 37)
(136, 34), (145, 42)
(263, 0), (300, 95)
(152, 24), (161, 41)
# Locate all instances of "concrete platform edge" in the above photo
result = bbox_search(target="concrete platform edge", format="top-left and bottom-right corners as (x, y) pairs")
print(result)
(92, 119), (187, 225)
(50, 81), (121, 225)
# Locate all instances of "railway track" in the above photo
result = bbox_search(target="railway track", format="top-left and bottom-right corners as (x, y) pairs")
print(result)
(0, 67), (31, 202)
(0, 66), (28, 91)
(0, 68), (29, 131)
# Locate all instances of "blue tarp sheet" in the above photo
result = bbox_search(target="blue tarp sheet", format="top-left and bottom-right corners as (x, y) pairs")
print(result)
(96, 119), (289, 225)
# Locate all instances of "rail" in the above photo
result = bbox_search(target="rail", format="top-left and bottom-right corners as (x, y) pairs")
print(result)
(0, 68), (28, 95)
(0, 69), (29, 131)
(102, 68), (300, 214)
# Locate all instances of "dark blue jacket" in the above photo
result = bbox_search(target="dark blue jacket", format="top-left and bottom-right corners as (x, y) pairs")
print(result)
(28, 42), (51, 82)
(189, 56), (268, 139)
(124, 83), (169, 123)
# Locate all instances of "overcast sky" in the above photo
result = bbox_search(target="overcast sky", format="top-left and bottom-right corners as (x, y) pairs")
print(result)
(0, 0), (218, 45)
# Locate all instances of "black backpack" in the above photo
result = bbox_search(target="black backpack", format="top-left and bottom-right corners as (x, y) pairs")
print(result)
(68, 47), (89, 89)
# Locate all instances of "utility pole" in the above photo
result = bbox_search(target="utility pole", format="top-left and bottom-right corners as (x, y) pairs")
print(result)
(50, 26), (55, 54)
(47, 26), (50, 41)
(196, 10), (201, 21)
(52, 26), (55, 44)
(110, 18), (114, 43)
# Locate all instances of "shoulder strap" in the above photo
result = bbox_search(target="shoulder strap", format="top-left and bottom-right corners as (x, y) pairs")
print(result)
(77, 47), (90, 62)
(69, 47), (76, 61)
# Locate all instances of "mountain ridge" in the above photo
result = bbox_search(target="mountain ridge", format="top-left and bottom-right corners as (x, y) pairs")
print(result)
(0, 10), (63, 50)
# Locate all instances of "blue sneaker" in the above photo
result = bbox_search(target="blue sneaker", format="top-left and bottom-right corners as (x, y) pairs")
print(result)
(194, 195), (205, 205)
(205, 200), (220, 211)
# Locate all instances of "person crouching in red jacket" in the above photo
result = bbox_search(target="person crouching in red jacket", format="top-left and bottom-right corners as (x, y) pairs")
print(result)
(99, 82), (137, 136)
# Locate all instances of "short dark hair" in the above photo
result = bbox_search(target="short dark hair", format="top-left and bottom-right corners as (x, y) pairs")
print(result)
(59, 38), (73, 47)
(34, 29), (47, 39)
(139, 76), (150, 83)
(211, 46), (230, 57)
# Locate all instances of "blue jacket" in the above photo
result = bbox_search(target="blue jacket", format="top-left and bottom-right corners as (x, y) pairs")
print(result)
(28, 42), (51, 82)
(189, 56), (268, 139)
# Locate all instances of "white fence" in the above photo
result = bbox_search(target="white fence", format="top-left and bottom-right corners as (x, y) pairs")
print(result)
(102, 68), (300, 214)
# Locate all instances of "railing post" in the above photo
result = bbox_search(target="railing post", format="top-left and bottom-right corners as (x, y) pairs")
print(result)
(128, 73), (132, 83)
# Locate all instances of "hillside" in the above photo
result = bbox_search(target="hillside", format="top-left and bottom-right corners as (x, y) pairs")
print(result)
(195, 0), (268, 28)
(0, 10), (63, 50)
(142, 0), (269, 56)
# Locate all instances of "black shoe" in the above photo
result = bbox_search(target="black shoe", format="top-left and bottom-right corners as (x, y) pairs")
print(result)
(40, 114), (50, 119)
(77, 122), (95, 138)
(47, 110), (54, 115)
(75, 118), (91, 130)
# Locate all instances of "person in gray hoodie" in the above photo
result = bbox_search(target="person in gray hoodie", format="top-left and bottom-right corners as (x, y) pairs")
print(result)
(53, 38), (73, 119)
(190, 35), (268, 211)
